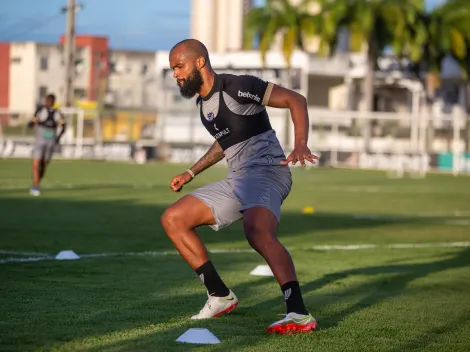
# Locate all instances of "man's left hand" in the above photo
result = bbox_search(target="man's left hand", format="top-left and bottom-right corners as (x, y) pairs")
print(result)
(280, 143), (318, 167)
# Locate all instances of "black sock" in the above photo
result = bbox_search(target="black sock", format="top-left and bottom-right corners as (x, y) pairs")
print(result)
(281, 281), (309, 315)
(195, 260), (230, 297)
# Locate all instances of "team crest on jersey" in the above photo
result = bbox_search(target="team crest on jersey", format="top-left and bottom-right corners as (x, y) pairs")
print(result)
(206, 112), (215, 121)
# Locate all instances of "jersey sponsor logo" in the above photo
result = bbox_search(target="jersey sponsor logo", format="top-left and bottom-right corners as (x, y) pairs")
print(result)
(238, 90), (261, 102)
(214, 127), (230, 140)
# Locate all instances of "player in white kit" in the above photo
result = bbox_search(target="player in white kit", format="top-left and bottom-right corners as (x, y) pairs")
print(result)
(28, 94), (66, 196)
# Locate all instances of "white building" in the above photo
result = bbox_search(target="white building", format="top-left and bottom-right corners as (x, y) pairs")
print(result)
(107, 49), (157, 108)
(2, 42), (65, 112)
(190, 0), (254, 52)
(0, 36), (158, 113)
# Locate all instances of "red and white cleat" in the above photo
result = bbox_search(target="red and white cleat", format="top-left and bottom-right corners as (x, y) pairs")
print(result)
(266, 312), (317, 334)
(190, 290), (238, 319)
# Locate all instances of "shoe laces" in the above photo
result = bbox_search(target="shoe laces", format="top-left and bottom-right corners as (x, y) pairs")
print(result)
(203, 292), (216, 311)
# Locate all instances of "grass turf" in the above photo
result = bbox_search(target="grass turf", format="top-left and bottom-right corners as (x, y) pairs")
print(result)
(0, 158), (469, 351)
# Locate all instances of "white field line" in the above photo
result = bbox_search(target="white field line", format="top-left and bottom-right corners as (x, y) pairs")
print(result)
(442, 219), (470, 226)
(311, 242), (470, 250)
(0, 250), (50, 256)
(351, 214), (470, 225)
(0, 256), (55, 264)
(415, 210), (470, 217)
(2, 242), (470, 264)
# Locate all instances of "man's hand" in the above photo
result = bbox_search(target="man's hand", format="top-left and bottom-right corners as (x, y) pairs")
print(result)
(280, 143), (319, 167)
(169, 171), (193, 192)
(27, 120), (36, 128)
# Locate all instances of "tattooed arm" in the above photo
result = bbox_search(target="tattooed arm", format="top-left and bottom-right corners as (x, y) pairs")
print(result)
(169, 141), (224, 192)
(188, 140), (224, 177)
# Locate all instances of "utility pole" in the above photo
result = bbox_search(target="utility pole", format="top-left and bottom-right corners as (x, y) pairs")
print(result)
(62, 0), (82, 107)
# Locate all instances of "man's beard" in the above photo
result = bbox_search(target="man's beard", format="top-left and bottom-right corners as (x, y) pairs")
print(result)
(178, 68), (203, 99)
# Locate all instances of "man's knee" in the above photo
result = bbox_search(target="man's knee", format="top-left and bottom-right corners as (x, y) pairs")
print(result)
(160, 205), (184, 232)
(161, 195), (216, 235)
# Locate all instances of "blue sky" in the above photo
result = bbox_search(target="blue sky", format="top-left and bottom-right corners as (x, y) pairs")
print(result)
(0, 0), (447, 51)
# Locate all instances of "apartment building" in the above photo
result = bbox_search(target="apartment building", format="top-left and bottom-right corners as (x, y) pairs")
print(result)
(0, 35), (156, 112)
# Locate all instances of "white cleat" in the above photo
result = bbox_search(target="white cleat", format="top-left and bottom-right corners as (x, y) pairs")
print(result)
(266, 312), (317, 334)
(29, 188), (40, 196)
(191, 290), (238, 320)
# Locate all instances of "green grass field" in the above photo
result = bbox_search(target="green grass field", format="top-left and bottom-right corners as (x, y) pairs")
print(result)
(1, 158), (470, 352)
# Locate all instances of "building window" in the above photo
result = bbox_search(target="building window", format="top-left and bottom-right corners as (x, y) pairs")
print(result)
(38, 86), (48, 100)
(124, 88), (133, 106)
(40, 56), (48, 71)
(141, 63), (148, 76)
(74, 88), (86, 99)
(11, 57), (21, 64)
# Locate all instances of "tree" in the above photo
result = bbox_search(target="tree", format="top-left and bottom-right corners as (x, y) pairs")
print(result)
(404, 0), (470, 152)
(445, 0), (470, 152)
(243, 0), (316, 148)
(311, 0), (424, 152)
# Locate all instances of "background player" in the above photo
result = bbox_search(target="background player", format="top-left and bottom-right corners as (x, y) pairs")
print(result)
(27, 94), (66, 196)
(160, 39), (318, 334)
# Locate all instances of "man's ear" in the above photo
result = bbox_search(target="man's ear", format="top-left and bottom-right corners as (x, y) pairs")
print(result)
(196, 56), (206, 69)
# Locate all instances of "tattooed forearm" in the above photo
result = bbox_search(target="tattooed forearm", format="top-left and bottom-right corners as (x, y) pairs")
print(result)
(189, 141), (225, 176)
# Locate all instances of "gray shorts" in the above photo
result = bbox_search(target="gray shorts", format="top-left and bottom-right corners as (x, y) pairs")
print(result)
(32, 139), (55, 162)
(191, 166), (292, 231)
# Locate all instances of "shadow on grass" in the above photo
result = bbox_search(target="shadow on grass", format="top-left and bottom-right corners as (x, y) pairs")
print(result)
(0, 194), (416, 254)
(389, 314), (470, 352)
(0, 195), (468, 351)
(31, 248), (468, 352)
(310, 248), (470, 328)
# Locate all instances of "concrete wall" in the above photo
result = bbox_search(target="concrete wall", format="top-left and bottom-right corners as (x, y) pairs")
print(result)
(9, 42), (37, 111)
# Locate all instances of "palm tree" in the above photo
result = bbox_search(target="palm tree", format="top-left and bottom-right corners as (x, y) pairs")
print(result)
(311, 0), (425, 152)
(438, 0), (470, 153)
(404, 0), (470, 152)
(243, 0), (316, 148)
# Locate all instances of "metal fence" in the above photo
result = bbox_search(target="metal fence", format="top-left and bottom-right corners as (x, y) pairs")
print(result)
(1, 106), (469, 176)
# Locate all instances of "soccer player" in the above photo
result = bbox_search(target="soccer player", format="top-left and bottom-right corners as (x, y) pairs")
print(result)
(160, 39), (318, 334)
(27, 94), (66, 196)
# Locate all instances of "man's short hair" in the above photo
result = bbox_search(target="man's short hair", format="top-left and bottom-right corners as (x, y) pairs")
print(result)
(46, 94), (56, 102)
(171, 39), (209, 61)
